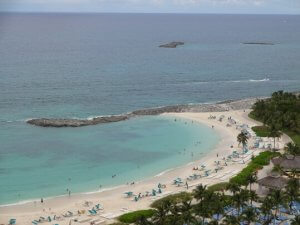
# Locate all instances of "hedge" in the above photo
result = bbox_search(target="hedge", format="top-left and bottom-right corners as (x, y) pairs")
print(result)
(118, 209), (156, 223)
(150, 192), (192, 209)
(207, 182), (229, 192)
(251, 126), (271, 137)
(229, 151), (280, 185)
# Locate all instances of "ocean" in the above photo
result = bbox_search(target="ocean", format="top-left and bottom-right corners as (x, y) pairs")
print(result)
(0, 13), (299, 205)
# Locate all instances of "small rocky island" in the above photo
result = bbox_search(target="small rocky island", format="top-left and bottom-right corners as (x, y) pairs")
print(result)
(159, 42), (184, 48)
(243, 42), (275, 45)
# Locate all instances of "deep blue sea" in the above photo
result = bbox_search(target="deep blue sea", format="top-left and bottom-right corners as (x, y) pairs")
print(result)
(0, 13), (299, 205)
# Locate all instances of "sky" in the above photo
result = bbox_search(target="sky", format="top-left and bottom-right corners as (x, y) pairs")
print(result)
(0, 0), (300, 14)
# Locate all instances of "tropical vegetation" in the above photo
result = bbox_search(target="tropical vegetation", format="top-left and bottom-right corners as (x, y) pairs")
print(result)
(118, 176), (299, 224)
(249, 90), (300, 145)
(116, 91), (300, 225)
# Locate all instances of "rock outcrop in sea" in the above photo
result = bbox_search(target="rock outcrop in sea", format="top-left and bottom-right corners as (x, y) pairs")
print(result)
(159, 42), (184, 48)
(242, 42), (275, 45)
(27, 97), (264, 128)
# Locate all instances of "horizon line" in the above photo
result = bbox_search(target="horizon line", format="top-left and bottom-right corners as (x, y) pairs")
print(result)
(0, 11), (300, 16)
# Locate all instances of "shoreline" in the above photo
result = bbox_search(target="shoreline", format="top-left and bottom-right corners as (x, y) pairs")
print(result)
(1, 109), (284, 225)
(0, 116), (217, 208)
(26, 97), (263, 127)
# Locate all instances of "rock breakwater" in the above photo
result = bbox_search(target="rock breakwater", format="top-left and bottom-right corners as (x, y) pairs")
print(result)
(27, 97), (263, 128)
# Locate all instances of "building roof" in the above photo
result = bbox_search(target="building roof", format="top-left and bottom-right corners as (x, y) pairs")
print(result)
(272, 156), (300, 171)
(257, 176), (289, 190)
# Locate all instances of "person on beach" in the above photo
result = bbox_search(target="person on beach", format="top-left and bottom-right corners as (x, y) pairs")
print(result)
(68, 190), (71, 196)
(41, 198), (43, 203)
(186, 181), (189, 189)
(217, 153), (218, 157)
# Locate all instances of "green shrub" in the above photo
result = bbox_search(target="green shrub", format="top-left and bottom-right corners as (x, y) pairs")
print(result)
(252, 126), (271, 137)
(284, 130), (300, 146)
(150, 192), (192, 209)
(118, 209), (156, 224)
(230, 151), (280, 185)
(207, 182), (229, 192)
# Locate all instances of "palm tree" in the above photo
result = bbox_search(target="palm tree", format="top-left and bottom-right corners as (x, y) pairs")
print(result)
(222, 215), (240, 225)
(152, 200), (171, 225)
(239, 189), (250, 212)
(291, 215), (300, 225)
(241, 207), (258, 225)
(179, 200), (197, 225)
(246, 173), (257, 192)
(194, 201), (210, 225)
(260, 195), (274, 223)
(285, 142), (300, 156)
(269, 190), (287, 222)
(285, 178), (300, 213)
(231, 191), (247, 217)
(208, 220), (219, 225)
(237, 132), (249, 150)
(164, 201), (181, 225)
(268, 125), (281, 150)
(136, 215), (153, 225)
(289, 168), (298, 178)
(193, 184), (207, 202)
(226, 182), (240, 195)
(212, 193), (225, 222)
(248, 190), (258, 207)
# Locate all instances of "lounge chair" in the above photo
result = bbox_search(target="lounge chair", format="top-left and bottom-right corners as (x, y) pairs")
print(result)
(9, 219), (16, 225)
(124, 191), (133, 198)
(94, 203), (103, 211)
(88, 209), (97, 215)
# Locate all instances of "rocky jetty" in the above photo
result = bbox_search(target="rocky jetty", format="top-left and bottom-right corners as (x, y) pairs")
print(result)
(159, 42), (184, 48)
(27, 115), (129, 127)
(243, 42), (274, 45)
(27, 97), (265, 128)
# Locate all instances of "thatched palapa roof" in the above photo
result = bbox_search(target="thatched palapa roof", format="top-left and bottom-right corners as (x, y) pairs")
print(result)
(257, 176), (289, 190)
(272, 156), (300, 171)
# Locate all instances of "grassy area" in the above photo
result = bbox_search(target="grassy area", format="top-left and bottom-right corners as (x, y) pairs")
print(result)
(249, 112), (300, 146)
(248, 111), (261, 122)
(284, 130), (300, 146)
(251, 126), (271, 137)
(207, 182), (229, 192)
(150, 192), (192, 208)
(230, 151), (280, 186)
(118, 209), (156, 223)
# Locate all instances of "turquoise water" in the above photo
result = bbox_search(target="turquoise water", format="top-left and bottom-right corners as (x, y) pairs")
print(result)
(0, 116), (218, 205)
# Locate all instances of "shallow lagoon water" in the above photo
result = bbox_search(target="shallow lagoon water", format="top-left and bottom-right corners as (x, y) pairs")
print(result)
(0, 116), (219, 205)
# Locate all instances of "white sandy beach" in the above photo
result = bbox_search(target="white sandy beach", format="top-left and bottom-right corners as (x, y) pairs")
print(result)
(0, 109), (290, 225)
